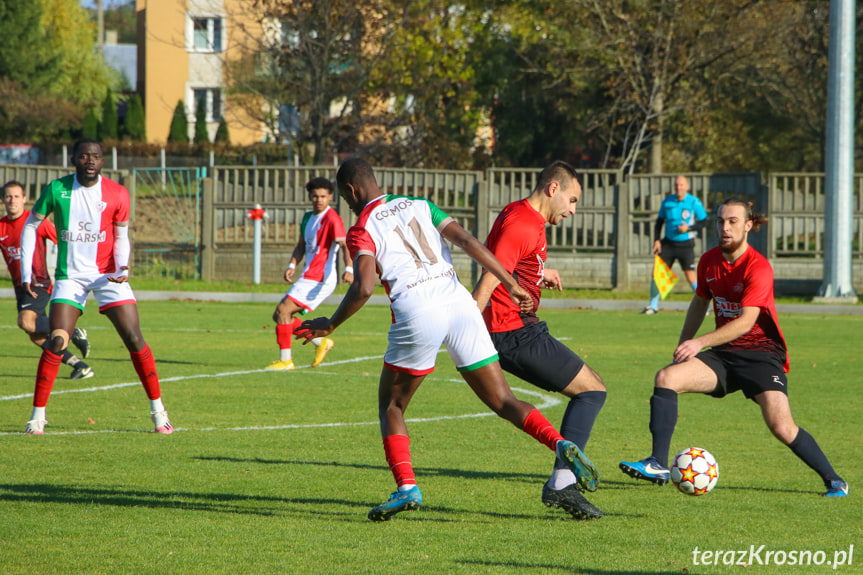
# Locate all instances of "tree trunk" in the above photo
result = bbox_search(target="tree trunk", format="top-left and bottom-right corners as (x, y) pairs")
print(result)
(649, 91), (663, 174)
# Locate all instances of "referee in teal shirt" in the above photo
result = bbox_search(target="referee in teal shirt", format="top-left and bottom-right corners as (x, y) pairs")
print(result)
(642, 175), (707, 314)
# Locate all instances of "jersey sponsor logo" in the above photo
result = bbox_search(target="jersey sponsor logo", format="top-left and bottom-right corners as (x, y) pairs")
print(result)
(5, 246), (21, 258)
(733, 282), (744, 293)
(405, 267), (455, 289)
(62, 221), (106, 244)
(374, 198), (414, 221)
(714, 296), (741, 318)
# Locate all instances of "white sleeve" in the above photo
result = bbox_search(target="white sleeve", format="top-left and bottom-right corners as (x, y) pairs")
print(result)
(20, 212), (43, 284)
(113, 223), (130, 276)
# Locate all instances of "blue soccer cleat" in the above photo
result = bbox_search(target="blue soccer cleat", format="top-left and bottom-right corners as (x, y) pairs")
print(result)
(824, 479), (848, 498)
(556, 440), (600, 493)
(619, 456), (670, 486)
(368, 485), (423, 521)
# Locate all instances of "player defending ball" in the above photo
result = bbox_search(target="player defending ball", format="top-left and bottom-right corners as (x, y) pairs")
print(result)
(295, 158), (600, 521)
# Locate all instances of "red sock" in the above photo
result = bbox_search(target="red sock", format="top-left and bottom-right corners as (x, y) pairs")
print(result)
(130, 344), (161, 400)
(383, 434), (416, 487)
(522, 409), (565, 452)
(34, 349), (63, 408)
(277, 318), (303, 349)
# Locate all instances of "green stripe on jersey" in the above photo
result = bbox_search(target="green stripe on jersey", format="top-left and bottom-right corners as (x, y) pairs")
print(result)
(384, 195), (450, 228)
(456, 354), (499, 373)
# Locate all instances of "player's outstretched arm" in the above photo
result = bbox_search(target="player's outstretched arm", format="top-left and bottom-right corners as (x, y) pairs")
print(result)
(295, 253), (374, 344)
(441, 221), (532, 313)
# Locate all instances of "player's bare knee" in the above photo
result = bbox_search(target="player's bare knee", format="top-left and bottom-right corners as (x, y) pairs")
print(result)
(768, 421), (798, 445)
(49, 330), (70, 353)
(654, 368), (674, 390)
(17, 316), (34, 333)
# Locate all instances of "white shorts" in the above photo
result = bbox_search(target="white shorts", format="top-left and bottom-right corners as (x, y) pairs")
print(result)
(285, 276), (337, 312)
(52, 275), (137, 313)
(384, 294), (499, 375)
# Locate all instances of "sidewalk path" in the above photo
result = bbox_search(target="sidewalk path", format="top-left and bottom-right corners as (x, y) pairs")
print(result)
(4, 288), (859, 315)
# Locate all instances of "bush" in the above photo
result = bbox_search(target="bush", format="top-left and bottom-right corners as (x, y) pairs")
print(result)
(168, 100), (189, 143)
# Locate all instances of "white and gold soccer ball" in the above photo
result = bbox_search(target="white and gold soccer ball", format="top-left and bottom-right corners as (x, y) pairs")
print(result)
(670, 447), (719, 496)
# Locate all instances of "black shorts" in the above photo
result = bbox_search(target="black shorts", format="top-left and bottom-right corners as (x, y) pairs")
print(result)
(14, 285), (51, 316)
(659, 238), (696, 271)
(489, 320), (585, 393)
(696, 348), (788, 400)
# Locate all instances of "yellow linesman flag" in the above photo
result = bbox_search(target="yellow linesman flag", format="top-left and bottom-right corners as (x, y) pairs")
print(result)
(653, 254), (679, 300)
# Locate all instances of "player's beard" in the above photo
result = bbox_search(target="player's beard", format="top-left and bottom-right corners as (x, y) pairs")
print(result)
(719, 236), (745, 254)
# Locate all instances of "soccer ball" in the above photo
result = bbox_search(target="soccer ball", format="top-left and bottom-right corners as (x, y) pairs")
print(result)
(670, 447), (719, 496)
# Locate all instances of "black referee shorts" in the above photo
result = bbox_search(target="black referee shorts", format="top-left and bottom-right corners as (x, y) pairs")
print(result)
(659, 238), (697, 271)
(490, 320), (585, 393)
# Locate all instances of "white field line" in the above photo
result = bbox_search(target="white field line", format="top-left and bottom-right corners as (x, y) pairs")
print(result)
(0, 351), (561, 436)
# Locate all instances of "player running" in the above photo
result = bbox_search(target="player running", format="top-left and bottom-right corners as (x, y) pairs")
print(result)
(620, 199), (847, 497)
(1, 180), (93, 379)
(19, 139), (173, 435)
(267, 177), (352, 370)
(296, 158), (600, 521)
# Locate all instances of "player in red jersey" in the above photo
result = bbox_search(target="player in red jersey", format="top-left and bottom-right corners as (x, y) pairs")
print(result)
(295, 158), (600, 521)
(1, 181), (92, 379)
(620, 198), (847, 497)
(473, 160), (607, 519)
(267, 177), (352, 371)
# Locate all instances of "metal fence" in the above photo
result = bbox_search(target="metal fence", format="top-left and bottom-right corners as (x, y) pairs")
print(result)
(3, 164), (862, 289)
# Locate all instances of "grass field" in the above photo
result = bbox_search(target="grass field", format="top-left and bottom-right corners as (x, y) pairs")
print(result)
(0, 298), (859, 574)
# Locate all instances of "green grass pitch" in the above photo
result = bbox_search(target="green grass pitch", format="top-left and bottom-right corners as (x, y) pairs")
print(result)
(0, 298), (859, 574)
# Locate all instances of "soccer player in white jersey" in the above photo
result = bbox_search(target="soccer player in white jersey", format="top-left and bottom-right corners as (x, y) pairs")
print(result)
(295, 158), (600, 521)
(267, 177), (352, 370)
(19, 139), (173, 435)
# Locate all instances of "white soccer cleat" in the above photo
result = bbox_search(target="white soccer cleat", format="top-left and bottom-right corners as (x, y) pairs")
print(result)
(25, 419), (47, 435)
(151, 410), (174, 434)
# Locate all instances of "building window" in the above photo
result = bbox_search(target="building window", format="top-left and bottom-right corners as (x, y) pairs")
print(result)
(189, 17), (223, 52)
(193, 88), (223, 122)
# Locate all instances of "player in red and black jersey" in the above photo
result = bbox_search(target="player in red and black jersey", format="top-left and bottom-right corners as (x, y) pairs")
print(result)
(473, 161), (608, 519)
(1, 180), (92, 380)
(620, 198), (847, 497)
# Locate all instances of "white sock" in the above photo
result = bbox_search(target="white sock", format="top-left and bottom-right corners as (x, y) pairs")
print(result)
(311, 337), (323, 347)
(150, 398), (165, 413)
(279, 349), (292, 361)
(31, 407), (47, 421)
(549, 468), (577, 490)
(397, 483), (417, 492)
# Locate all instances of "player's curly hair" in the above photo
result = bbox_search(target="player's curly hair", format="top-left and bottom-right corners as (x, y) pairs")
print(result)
(720, 198), (768, 232)
(336, 157), (376, 190)
(306, 177), (334, 195)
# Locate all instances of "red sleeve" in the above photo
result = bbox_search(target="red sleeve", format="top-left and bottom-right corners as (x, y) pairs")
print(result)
(38, 219), (58, 244)
(333, 213), (346, 241)
(741, 258), (774, 308)
(346, 226), (375, 261)
(111, 181), (131, 222)
(695, 254), (711, 300)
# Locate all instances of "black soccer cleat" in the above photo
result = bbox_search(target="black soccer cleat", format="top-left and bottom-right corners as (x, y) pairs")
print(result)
(71, 328), (91, 359)
(542, 483), (603, 520)
(70, 362), (94, 380)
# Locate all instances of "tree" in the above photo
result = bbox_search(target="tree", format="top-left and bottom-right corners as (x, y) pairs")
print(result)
(194, 99), (210, 144)
(82, 108), (99, 140)
(229, 0), (407, 163)
(214, 116), (230, 144)
(100, 89), (119, 140)
(124, 93), (146, 141)
(168, 100), (190, 143)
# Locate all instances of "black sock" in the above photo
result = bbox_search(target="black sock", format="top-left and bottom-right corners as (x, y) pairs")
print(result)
(788, 428), (841, 485)
(554, 391), (607, 468)
(649, 387), (678, 467)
